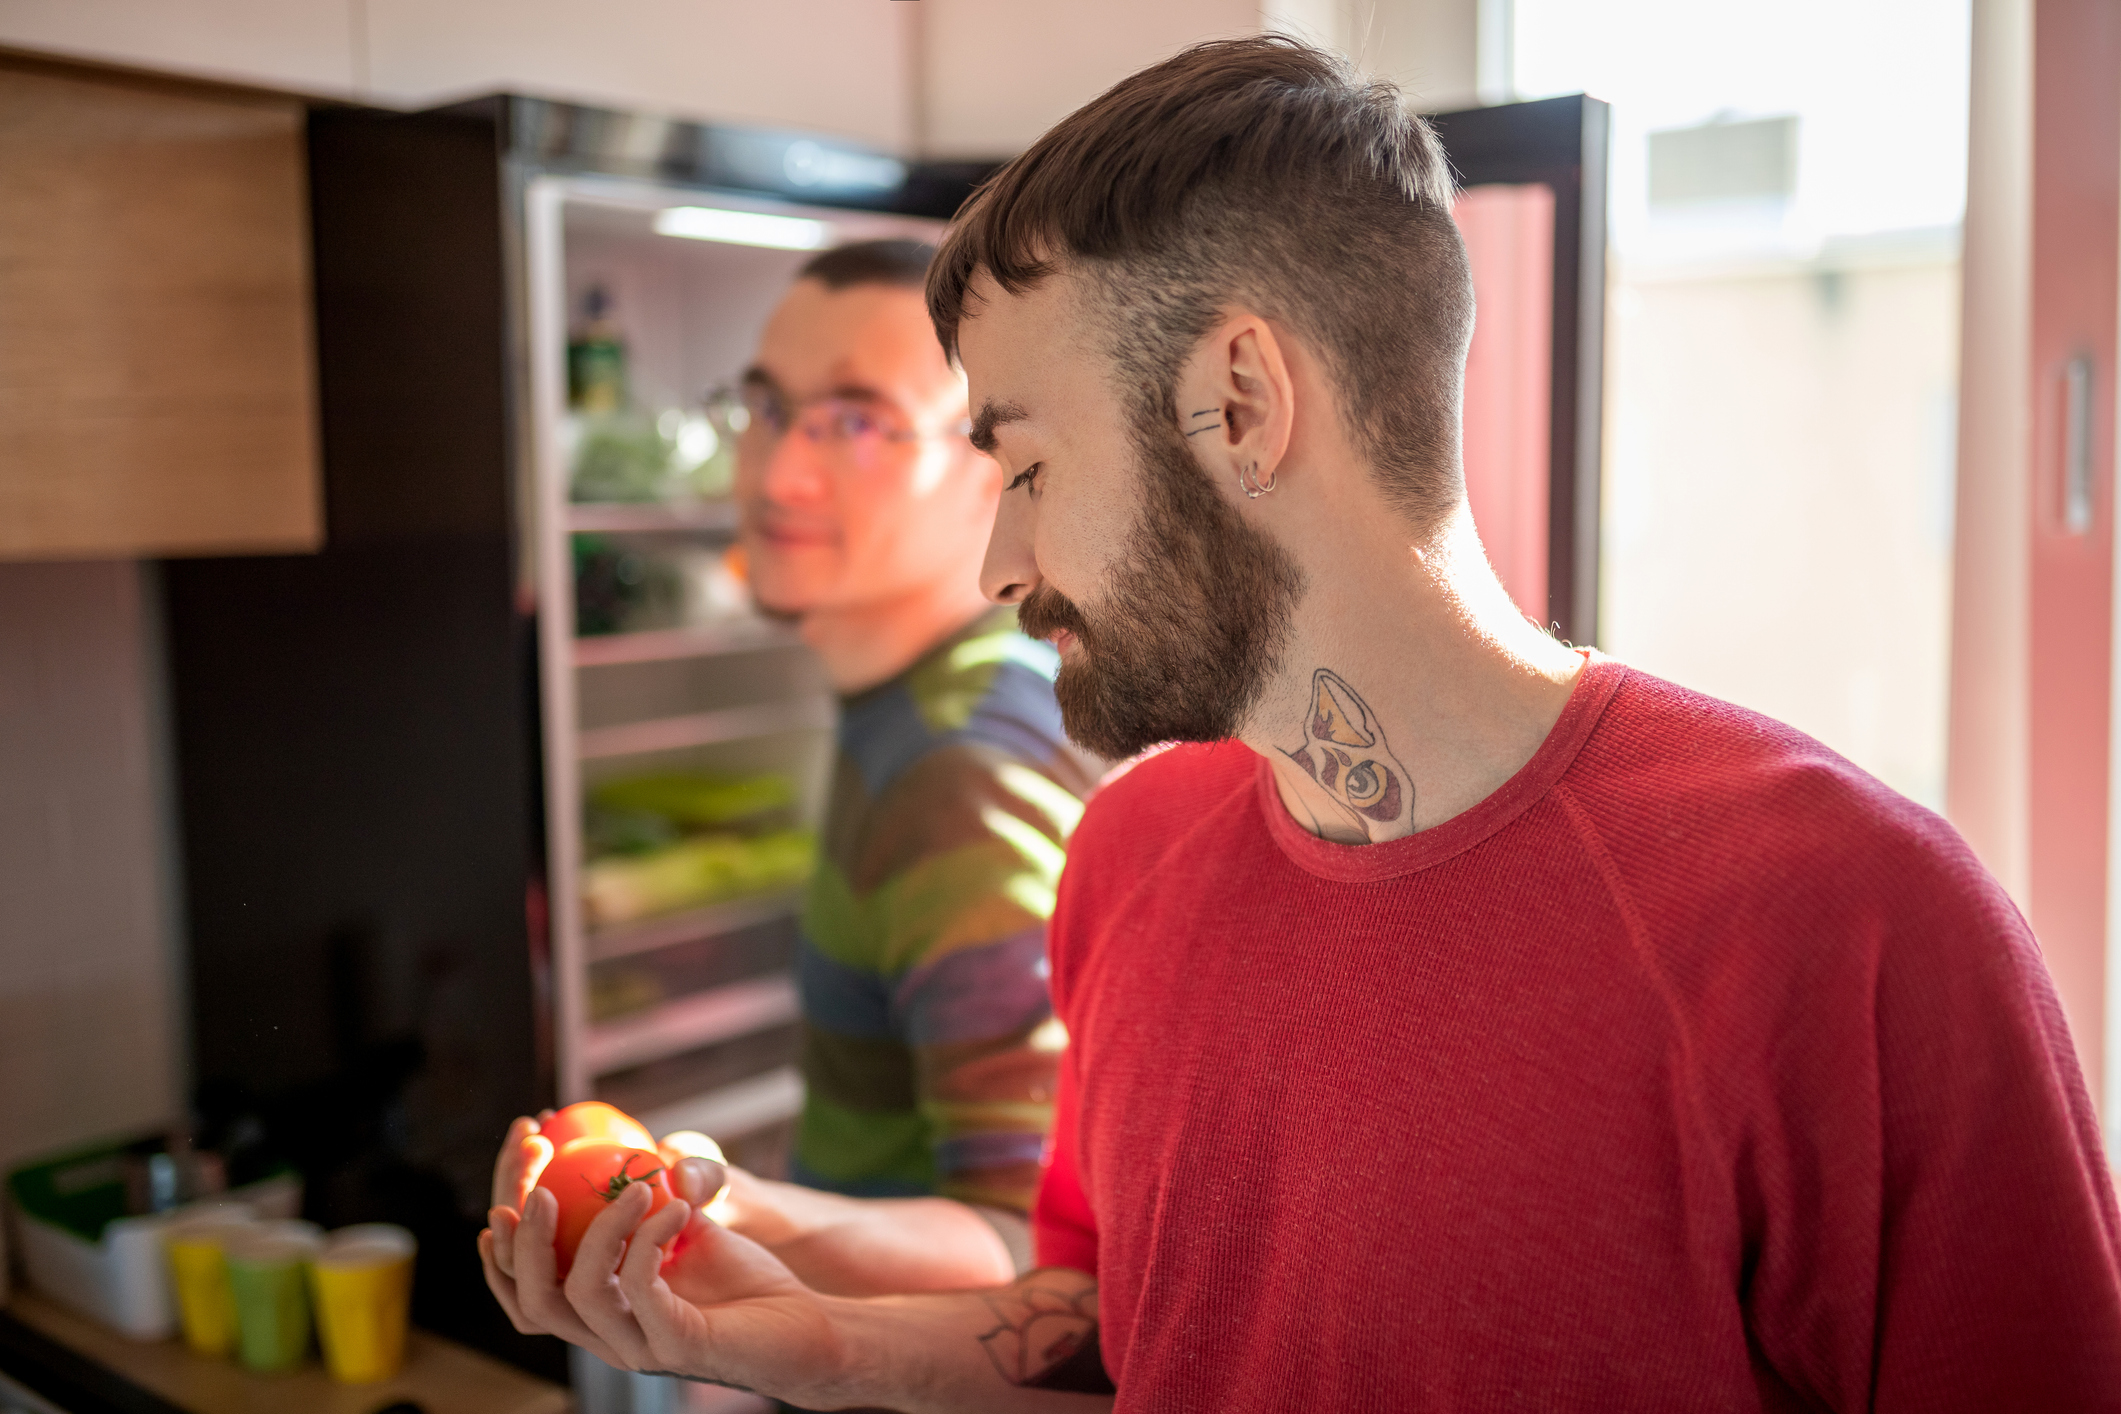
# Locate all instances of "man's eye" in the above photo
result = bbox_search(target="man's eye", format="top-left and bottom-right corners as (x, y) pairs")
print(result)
(1006, 463), (1041, 493)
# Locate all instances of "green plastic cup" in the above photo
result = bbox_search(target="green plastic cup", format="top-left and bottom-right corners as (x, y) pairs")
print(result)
(224, 1221), (324, 1372)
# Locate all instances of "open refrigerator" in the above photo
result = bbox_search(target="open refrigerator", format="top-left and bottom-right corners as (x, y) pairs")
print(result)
(521, 175), (943, 1165)
(160, 98), (979, 1382)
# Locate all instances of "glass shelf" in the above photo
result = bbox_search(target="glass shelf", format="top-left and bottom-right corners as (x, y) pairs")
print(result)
(587, 888), (805, 963)
(566, 501), (740, 533)
(573, 620), (800, 667)
(582, 973), (800, 1076)
(577, 696), (834, 760)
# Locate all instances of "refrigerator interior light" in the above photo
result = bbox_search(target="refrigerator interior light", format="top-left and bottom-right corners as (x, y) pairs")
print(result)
(653, 206), (831, 251)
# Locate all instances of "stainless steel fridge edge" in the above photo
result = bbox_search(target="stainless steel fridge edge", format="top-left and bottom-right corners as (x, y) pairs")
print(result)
(519, 171), (595, 1106)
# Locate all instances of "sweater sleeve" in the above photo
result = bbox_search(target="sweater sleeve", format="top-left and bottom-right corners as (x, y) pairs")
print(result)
(870, 750), (1084, 1212)
(1032, 1045), (1099, 1275)
(1740, 832), (2121, 1410)
(1867, 875), (2121, 1409)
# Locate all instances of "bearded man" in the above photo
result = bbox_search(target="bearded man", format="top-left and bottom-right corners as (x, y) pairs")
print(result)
(481, 37), (2121, 1412)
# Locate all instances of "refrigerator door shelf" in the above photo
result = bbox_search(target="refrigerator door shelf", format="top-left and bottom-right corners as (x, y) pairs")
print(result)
(573, 621), (803, 668)
(566, 502), (741, 534)
(578, 697), (835, 759)
(583, 974), (801, 1076)
(587, 889), (805, 964)
(635, 1066), (804, 1150)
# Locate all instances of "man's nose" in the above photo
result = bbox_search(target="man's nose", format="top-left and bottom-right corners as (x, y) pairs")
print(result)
(756, 432), (830, 503)
(981, 486), (1040, 605)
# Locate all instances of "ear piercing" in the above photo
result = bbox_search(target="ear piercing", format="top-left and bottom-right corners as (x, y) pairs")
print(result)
(1238, 462), (1277, 498)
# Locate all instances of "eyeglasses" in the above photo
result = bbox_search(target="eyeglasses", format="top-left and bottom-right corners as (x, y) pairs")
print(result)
(708, 382), (971, 476)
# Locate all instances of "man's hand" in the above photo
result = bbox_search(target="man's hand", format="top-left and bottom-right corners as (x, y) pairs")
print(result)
(480, 1184), (1111, 1411)
(478, 1116), (1109, 1410)
(481, 1174), (848, 1401)
(489, 1113), (553, 1228)
(484, 1112), (734, 1286)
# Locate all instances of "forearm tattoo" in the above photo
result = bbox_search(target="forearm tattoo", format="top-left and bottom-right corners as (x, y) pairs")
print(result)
(977, 1270), (1115, 1394)
(1281, 668), (1415, 838)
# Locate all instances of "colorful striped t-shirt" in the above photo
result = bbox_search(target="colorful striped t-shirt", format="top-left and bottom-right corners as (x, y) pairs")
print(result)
(791, 608), (1099, 1212)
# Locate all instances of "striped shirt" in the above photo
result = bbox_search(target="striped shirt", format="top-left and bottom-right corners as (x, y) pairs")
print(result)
(791, 608), (1099, 1212)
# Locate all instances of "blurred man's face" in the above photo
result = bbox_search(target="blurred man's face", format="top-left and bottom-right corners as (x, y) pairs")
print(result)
(735, 280), (995, 619)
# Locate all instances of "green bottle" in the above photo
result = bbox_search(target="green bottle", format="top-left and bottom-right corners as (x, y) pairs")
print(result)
(568, 285), (628, 414)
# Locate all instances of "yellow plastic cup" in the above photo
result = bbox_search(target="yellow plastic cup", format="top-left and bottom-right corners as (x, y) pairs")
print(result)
(309, 1224), (416, 1383)
(163, 1212), (256, 1357)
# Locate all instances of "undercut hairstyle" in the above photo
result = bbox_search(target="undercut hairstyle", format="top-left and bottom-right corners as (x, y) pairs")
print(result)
(927, 35), (1473, 528)
(800, 238), (936, 291)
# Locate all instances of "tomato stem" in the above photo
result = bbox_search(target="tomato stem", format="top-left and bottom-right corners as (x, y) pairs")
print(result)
(581, 1152), (664, 1204)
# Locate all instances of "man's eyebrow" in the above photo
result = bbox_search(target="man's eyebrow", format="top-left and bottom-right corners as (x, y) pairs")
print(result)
(741, 368), (897, 409)
(969, 398), (1029, 455)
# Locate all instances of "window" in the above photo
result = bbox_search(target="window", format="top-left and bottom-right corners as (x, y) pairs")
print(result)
(1515, 0), (1972, 807)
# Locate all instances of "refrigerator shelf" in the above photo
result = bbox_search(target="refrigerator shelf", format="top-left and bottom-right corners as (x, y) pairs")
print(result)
(587, 888), (806, 963)
(584, 974), (801, 1076)
(634, 1064), (805, 1146)
(573, 621), (800, 667)
(578, 696), (835, 759)
(566, 501), (741, 534)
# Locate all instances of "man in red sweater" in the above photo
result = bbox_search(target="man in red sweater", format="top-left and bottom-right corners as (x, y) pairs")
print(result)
(481, 36), (2121, 1410)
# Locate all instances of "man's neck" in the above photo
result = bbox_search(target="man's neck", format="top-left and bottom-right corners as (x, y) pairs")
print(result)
(799, 579), (999, 695)
(1246, 504), (1584, 845)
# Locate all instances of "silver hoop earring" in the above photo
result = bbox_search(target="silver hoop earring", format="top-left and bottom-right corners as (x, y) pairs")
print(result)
(1238, 462), (1277, 499)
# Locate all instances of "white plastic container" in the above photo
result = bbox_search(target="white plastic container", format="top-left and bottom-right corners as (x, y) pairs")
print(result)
(11, 1174), (300, 1340)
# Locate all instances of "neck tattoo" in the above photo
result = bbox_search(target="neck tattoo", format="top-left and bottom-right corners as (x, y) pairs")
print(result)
(1279, 668), (1415, 839)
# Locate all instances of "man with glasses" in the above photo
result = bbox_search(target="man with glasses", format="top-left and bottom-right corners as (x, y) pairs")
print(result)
(504, 241), (1098, 1301)
(720, 239), (1102, 1289)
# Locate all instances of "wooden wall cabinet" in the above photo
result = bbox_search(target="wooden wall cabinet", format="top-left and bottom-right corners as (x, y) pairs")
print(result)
(0, 59), (320, 560)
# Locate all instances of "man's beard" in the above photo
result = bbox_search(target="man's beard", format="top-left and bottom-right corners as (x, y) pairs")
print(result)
(1017, 413), (1306, 760)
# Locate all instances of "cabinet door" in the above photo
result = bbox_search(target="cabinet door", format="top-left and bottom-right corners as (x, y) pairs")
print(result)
(0, 61), (320, 559)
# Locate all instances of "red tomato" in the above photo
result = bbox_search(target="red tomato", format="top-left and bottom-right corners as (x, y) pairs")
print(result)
(538, 1101), (654, 1153)
(535, 1138), (671, 1276)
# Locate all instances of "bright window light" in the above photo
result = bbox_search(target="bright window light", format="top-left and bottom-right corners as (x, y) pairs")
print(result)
(652, 207), (830, 251)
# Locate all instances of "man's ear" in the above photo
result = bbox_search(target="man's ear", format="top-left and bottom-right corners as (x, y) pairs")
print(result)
(1177, 311), (1295, 500)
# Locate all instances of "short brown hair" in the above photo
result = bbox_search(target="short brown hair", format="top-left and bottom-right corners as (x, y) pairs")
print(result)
(928, 35), (1472, 527)
(800, 238), (934, 291)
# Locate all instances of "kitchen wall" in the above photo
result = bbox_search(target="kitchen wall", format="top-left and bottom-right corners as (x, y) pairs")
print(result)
(919, 0), (1259, 157)
(0, 0), (921, 148)
(0, 562), (183, 1175)
(911, 0), (1482, 159)
(0, 0), (1484, 156)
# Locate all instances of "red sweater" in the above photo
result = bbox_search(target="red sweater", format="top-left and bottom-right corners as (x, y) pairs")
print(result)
(1034, 658), (2121, 1411)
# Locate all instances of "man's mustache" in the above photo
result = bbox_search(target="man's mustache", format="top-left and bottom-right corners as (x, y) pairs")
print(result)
(1017, 586), (1091, 647)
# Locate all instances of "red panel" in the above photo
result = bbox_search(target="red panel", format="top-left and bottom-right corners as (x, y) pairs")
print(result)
(2028, 0), (2119, 1101)
(1456, 183), (1556, 625)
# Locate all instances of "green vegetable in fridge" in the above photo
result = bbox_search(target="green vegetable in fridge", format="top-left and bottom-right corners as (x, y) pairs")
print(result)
(583, 803), (680, 858)
(571, 413), (675, 503)
(583, 829), (817, 928)
(573, 535), (685, 637)
(590, 773), (795, 829)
